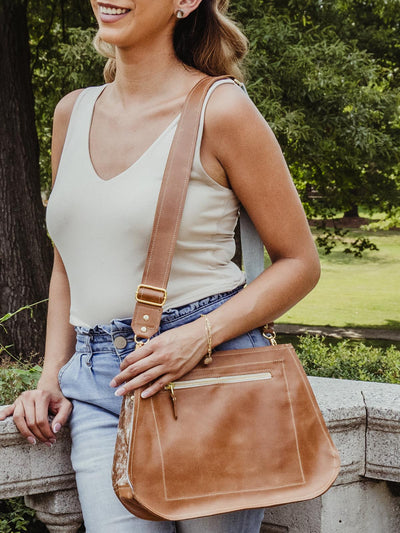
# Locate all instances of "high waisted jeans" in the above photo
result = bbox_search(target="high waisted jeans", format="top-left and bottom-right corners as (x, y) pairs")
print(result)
(59, 286), (268, 532)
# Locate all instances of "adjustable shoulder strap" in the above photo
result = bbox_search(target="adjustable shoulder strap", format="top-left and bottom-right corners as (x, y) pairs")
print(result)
(131, 76), (265, 339)
(131, 76), (229, 338)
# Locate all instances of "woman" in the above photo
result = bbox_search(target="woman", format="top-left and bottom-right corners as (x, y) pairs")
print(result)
(0, 0), (320, 531)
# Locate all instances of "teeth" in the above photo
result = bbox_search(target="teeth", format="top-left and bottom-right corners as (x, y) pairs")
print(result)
(99, 6), (129, 15)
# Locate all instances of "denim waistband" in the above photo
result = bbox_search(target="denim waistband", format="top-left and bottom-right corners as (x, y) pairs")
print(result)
(75, 284), (244, 343)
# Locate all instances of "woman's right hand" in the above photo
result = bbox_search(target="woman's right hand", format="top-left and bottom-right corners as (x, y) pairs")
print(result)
(0, 388), (72, 447)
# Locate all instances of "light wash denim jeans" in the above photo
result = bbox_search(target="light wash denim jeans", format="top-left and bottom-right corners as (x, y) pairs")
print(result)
(59, 286), (268, 532)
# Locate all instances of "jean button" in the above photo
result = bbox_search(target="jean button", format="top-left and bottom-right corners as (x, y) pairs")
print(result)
(114, 336), (127, 350)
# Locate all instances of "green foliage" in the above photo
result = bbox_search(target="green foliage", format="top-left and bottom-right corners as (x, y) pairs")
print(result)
(366, 207), (400, 231)
(314, 223), (379, 257)
(0, 301), (48, 358)
(0, 302), (44, 404)
(297, 335), (400, 383)
(229, 0), (400, 229)
(28, 1), (104, 194)
(343, 237), (379, 257)
(0, 498), (38, 533)
(0, 360), (42, 405)
(25, 0), (400, 253)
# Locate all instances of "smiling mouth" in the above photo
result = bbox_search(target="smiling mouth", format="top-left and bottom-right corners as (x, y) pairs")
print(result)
(98, 2), (131, 15)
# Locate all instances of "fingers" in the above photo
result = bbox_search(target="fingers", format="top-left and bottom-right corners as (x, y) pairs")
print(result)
(51, 399), (73, 434)
(111, 351), (157, 388)
(22, 396), (52, 443)
(112, 327), (205, 397)
(12, 400), (41, 445)
(0, 404), (15, 420)
(141, 375), (175, 399)
(114, 365), (165, 397)
(119, 342), (153, 371)
(11, 390), (72, 447)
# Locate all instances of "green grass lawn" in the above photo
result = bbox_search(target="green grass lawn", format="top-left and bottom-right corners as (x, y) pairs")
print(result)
(275, 229), (400, 330)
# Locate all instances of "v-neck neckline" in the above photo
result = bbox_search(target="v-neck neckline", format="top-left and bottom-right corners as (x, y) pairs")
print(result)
(87, 85), (181, 183)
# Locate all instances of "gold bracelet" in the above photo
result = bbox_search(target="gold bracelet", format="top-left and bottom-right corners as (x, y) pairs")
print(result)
(200, 314), (213, 365)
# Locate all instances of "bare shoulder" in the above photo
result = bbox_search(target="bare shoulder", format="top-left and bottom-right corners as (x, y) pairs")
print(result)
(203, 81), (278, 160)
(201, 81), (282, 185)
(204, 81), (267, 134)
(53, 88), (85, 131)
(51, 88), (85, 184)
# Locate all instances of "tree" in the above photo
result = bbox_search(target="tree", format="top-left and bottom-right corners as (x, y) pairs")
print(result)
(28, 0), (400, 217)
(0, 0), (53, 359)
(28, 0), (104, 194)
(230, 0), (400, 220)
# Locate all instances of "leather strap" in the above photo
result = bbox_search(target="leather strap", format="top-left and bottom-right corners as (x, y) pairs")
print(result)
(131, 75), (270, 339)
(131, 76), (230, 338)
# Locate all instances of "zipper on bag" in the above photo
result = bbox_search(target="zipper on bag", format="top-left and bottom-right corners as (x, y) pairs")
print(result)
(164, 371), (272, 420)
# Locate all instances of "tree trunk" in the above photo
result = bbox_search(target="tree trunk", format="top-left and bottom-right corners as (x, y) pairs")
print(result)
(0, 0), (53, 361)
(344, 205), (359, 218)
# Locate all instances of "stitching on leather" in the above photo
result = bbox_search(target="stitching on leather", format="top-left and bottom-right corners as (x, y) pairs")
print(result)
(163, 479), (307, 502)
(154, 360), (284, 383)
(281, 359), (306, 484)
(161, 82), (209, 288)
(289, 347), (340, 450)
(140, 78), (226, 295)
(150, 397), (169, 501)
(128, 394), (141, 483)
(173, 358), (285, 380)
(143, 80), (199, 283)
(151, 358), (306, 502)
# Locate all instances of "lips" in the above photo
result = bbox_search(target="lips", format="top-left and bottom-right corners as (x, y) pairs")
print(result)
(97, 2), (131, 23)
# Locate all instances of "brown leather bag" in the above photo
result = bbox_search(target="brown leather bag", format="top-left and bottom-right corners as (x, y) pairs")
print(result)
(112, 76), (340, 521)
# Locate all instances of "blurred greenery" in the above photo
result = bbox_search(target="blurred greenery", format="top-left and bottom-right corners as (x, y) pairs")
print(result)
(0, 498), (40, 533)
(28, 1), (400, 217)
(297, 334), (400, 383)
(230, 0), (400, 223)
(0, 360), (42, 405)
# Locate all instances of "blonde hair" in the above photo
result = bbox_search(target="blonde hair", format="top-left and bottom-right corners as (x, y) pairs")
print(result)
(93, 0), (248, 83)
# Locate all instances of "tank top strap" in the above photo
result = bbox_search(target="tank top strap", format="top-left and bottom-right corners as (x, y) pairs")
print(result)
(61, 84), (108, 158)
(193, 78), (237, 162)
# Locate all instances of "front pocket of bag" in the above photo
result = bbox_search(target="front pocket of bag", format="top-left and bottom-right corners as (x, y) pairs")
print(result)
(131, 358), (305, 501)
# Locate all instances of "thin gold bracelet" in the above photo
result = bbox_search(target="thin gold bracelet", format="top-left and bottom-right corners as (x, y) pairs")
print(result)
(200, 314), (213, 365)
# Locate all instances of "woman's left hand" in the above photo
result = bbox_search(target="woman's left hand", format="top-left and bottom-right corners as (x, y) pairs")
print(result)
(110, 319), (207, 399)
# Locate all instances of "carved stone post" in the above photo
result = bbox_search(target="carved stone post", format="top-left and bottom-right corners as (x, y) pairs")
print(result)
(25, 489), (82, 533)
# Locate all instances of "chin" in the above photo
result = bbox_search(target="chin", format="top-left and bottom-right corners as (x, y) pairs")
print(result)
(97, 27), (131, 48)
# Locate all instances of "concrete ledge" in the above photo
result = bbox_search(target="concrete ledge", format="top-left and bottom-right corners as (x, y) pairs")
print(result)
(1, 377), (400, 532)
(261, 377), (400, 532)
(309, 377), (400, 485)
(0, 417), (76, 499)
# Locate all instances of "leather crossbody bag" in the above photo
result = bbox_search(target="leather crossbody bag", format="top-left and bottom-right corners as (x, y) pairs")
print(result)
(112, 76), (340, 521)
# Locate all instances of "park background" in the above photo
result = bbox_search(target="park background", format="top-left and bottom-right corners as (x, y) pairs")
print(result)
(1, 0), (400, 376)
(0, 1), (399, 529)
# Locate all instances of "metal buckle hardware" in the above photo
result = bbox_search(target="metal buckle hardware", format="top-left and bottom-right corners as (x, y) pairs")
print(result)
(135, 284), (167, 307)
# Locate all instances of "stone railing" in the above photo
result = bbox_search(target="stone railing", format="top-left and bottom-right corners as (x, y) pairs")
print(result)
(1, 377), (400, 532)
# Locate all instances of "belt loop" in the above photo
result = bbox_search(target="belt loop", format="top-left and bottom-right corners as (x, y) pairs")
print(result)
(85, 329), (94, 368)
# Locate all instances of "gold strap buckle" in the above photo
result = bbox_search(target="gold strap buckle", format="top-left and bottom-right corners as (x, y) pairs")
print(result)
(262, 324), (277, 346)
(135, 284), (167, 308)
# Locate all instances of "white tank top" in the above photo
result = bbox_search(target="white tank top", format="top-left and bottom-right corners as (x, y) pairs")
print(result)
(46, 80), (245, 327)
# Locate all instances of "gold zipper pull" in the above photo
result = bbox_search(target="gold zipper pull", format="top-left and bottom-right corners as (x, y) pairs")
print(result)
(165, 383), (178, 420)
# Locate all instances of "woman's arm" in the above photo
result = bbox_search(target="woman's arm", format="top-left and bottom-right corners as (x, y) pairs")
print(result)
(0, 89), (84, 444)
(111, 82), (320, 398)
(199, 82), (321, 344)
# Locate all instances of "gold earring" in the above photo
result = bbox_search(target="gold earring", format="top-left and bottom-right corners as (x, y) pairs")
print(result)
(176, 9), (184, 19)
